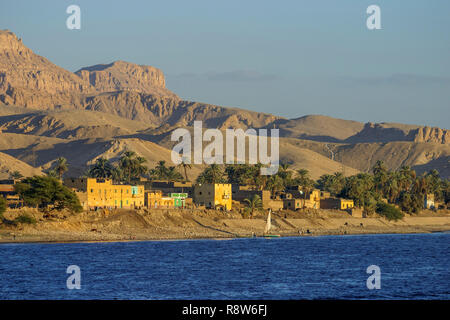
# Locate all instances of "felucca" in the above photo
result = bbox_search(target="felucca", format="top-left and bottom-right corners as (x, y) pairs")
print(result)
(264, 209), (280, 238)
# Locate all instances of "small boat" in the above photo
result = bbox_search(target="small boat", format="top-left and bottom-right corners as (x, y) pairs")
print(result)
(263, 209), (280, 238)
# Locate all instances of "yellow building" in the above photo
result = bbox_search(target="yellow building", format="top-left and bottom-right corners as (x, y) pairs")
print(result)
(64, 178), (144, 210)
(340, 199), (354, 210)
(303, 189), (321, 209)
(145, 190), (175, 208)
(193, 183), (232, 210)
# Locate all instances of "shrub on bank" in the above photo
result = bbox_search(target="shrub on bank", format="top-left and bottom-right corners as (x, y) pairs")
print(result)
(14, 176), (83, 213)
(14, 214), (37, 225)
(376, 202), (404, 221)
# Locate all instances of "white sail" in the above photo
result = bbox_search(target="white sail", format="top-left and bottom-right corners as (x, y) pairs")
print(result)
(264, 209), (271, 234)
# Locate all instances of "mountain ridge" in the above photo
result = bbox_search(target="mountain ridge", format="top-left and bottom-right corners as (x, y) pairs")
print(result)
(0, 30), (449, 179)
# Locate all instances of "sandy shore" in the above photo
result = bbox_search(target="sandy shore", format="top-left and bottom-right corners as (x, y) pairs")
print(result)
(1, 208), (449, 244)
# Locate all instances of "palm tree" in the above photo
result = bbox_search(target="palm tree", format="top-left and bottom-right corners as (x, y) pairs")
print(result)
(111, 166), (123, 182)
(166, 166), (184, 181)
(372, 160), (388, 195)
(45, 169), (59, 179)
(150, 160), (169, 180)
(119, 150), (136, 183)
(424, 169), (442, 199)
(280, 163), (290, 172)
(243, 194), (263, 218)
(385, 173), (400, 203)
(134, 156), (148, 178)
(196, 164), (226, 184)
(177, 158), (192, 182)
(209, 164), (224, 184)
(88, 157), (114, 178)
(54, 157), (68, 180)
(266, 175), (284, 195)
(9, 171), (23, 180)
(278, 163), (293, 186)
(118, 150), (147, 183)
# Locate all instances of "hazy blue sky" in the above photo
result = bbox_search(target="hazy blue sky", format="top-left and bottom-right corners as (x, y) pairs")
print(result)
(1, 0), (449, 128)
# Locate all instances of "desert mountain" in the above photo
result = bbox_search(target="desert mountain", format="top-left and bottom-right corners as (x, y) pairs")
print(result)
(0, 30), (279, 128)
(75, 61), (176, 98)
(0, 30), (93, 95)
(0, 104), (151, 139)
(267, 115), (365, 142)
(0, 29), (448, 179)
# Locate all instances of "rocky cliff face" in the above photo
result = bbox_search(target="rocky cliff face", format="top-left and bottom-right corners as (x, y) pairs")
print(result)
(0, 30), (94, 95)
(0, 30), (279, 128)
(414, 127), (450, 144)
(76, 61), (175, 97)
(344, 122), (449, 145)
(0, 29), (177, 112)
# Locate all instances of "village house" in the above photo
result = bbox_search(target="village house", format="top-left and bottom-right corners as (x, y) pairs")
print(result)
(63, 178), (144, 210)
(284, 187), (321, 209)
(145, 190), (174, 208)
(231, 185), (283, 211)
(144, 190), (192, 209)
(283, 198), (303, 210)
(193, 183), (232, 210)
(320, 197), (354, 210)
(0, 179), (22, 208)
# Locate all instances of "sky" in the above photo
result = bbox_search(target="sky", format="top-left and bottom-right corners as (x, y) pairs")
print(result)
(1, 0), (449, 128)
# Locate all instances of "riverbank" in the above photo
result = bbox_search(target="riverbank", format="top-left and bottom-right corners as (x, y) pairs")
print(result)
(1, 208), (449, 244)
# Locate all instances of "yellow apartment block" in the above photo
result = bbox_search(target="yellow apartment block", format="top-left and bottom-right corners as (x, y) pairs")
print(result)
(64, 178), (144, 210)
(193, 183), (232, 210)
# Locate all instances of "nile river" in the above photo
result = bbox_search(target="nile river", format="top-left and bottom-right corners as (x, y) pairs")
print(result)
(0, 233), (448, 299)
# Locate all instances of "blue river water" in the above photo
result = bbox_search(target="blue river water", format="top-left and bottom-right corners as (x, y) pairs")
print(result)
(0, 233), (448, 299)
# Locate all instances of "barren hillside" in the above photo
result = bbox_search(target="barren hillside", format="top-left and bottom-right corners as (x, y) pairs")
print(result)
(0, 29), (448, 179)
(0, 151), (42, 179)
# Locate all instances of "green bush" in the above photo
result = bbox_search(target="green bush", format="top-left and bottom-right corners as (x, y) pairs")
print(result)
(376, 202), (404, 221)
(14, 214), (36, 224)
(14, 176), (83, 213)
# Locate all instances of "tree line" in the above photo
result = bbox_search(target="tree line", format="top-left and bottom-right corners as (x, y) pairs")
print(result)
(48, 153), (450, 214)
(5, 150), (448, 216)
